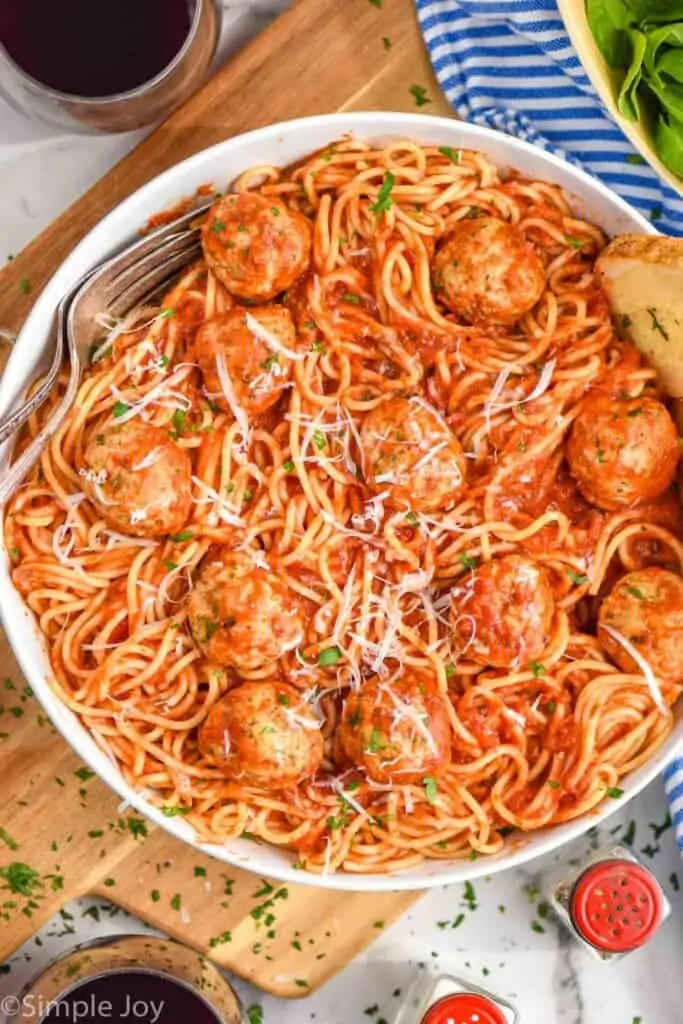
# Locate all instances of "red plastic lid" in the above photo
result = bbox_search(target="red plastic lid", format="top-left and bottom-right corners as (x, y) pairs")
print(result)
(422, 993), (507, 1024)
(570, 859), (663, 953)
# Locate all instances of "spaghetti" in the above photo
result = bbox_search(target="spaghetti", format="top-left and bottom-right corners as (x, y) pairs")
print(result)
(6, 138), (683, 875)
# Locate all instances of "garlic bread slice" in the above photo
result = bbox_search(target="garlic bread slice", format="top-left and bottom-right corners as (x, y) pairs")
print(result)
(596, 234), (683, 398)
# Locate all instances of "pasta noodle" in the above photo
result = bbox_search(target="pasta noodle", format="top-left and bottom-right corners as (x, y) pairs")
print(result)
(5, 138), (682, 876)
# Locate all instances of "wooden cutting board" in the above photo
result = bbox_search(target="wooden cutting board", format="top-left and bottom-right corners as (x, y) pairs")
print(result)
(0, 0), (454, 999)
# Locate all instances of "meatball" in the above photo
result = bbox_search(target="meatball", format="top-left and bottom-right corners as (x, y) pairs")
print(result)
(433, 216), (546, 326)
(188, 551), (304, 673)
(195, 306), (296, 417)
(567, 394), (679, 511)
(360, 395), (466, 512)
(199, 681), (323, 786)
(598, 567), (683, 684)
(81, 420), (191, 538)
(202, 193), (312, 301)
(338, 673), (452, 784)
(450, 554), (555, 669)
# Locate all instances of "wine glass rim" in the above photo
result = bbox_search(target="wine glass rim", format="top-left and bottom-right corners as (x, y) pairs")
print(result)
(0, 0), (210, 107)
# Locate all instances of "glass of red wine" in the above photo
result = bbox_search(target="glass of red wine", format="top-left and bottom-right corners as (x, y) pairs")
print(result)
(7, 934), (243, 1023)
(0, 0), (222, 133)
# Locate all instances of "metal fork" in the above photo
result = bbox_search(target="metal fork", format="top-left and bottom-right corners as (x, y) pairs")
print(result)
(0, 197), (213, 505)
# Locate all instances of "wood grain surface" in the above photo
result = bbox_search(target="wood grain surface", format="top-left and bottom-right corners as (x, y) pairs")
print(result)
(0, 0), (453, 998)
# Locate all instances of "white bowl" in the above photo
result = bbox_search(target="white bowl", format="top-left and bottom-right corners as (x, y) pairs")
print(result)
(1, 112), (681, 892)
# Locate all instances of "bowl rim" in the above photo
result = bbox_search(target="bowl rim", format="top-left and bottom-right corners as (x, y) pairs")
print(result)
(2, 110), (682, 892)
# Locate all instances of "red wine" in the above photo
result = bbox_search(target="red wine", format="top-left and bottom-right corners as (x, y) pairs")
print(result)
(42, 970), (222, 1023)
(0, 0), (193, 98)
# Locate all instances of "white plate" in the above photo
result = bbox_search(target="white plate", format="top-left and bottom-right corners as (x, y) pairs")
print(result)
(1, 112), (681, 892)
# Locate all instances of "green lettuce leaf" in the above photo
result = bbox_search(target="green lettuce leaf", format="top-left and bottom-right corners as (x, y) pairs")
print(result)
(587, 0), (634, 68)
(655, 112), (683, 174)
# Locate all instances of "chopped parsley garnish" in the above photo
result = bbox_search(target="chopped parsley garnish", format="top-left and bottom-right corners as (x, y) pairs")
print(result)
(627, 405), (643, 417)
(445, 663), (455, 679)
(260, 354), (279, 371)
(95, 434), (105, 445)
(162, 559), (178, 571)
(283, 459), (295, 473)
(277, 693), (291, 706)
(313, 429), (326, 450)
(271, 207), (280, 216)
(209, 931), (233, 947)
(318, 646), (342, 667)
(211, 220), (226, 233)
(367, 728), (386, 753)
(373, 921), (385, 929)
(172, 408), (187, 434)
(423, 777), (438, 804)
(405, 511), (418, 525)
(409, 84), (431, 106)
(547, 780), (560, 790)
(529, 661), (547, 678)
(625, 585), (645, 600)
(74, 767), (95, 782)
(620, 314), (632, 331)
(112, 400), (130, 418)
(370, 171), (395, 217)
(151, 889), (160, 902)
(463, 880), (477, 910)
(650, 813), (672, 840)
(194, 866), (207, 877)
(647, 306), (669, 340)
(161, 805), (189, 817)
(342, 292), (361, 304)
(327, 810), (350, 831)
(170, 530), (193, 542)
(545, 701), (557, 713)
(368, 0), (382, 6)
(126, 817), (148, 838)
(1, 862), (42, 897)
(383, 36), (392, 50)
(565, 236), (585, 249)
(606, 786), (624, 799)
(170, 893), (182, 911)
(294, 980), (310, 989)
(0, 827), (18, 851)
(311, 339), (326, 354)
(246, 1007), (263, 1024)
(19, 278), (31, 295)
(439, 146), (461, 164)
(566, 569), (588, 585)
(596, 448), (606, 463)
(459, 552), (478, 570)
(531, 921), (545, 934)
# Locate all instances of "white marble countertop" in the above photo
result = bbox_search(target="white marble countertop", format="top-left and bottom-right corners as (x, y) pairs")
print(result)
(0, 3), (682, 1022)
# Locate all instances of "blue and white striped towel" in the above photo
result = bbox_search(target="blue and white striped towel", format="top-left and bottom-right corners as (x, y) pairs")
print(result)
(415, 0), (683, 854)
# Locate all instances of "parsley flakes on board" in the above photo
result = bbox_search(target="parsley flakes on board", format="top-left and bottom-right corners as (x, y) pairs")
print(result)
(409, 84), (431, 106)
